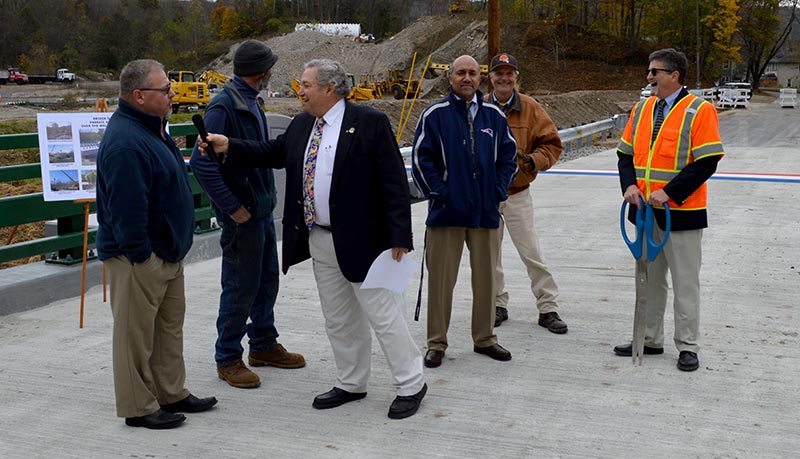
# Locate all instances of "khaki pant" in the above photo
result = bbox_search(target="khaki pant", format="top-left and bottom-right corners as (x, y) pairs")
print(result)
(106, 254), (190, 418)
(641, 227), (703, 353)
(425, 226), (499, 351)
(495, 188), (560, 313)
(309, 227), (425, 396)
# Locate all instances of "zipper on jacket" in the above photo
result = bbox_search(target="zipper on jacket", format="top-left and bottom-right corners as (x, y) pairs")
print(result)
(467, 105), (477, 179)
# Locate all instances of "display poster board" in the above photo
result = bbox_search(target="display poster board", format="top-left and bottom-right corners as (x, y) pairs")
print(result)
(37, 112), (113, 202)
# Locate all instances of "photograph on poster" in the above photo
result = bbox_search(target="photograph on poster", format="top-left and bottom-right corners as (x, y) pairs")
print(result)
(79, 128), (103, 166)
(80, 170), (97, 191)
(45, 122), (73, 142)
(50, 169), (80, 192)
(48, 144), (75, 164)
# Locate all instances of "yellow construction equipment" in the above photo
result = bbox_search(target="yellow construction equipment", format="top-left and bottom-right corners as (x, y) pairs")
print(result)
(290, 78), (303, 104)
(197, 70), (230, 91)
(347, 73), (382, 101)
(428, 62), (489, 75)
(289, 74), (382, 104)
(168, 70), (210, 112)
(381, 69), (422, 100)
(394, 53), (433, 143)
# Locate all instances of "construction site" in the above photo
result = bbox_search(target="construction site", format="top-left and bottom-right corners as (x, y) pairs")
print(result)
(1, 10), (799, 458)
(0, 15), (641, 147)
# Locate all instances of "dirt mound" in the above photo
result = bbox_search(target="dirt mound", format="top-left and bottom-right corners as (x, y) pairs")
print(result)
(206, 16), (485, 98)
(203, 17), (638, 134)
(534, 90), (638, 129)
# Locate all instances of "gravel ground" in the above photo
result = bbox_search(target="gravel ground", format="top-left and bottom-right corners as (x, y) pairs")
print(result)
(559, 144), (612, 163)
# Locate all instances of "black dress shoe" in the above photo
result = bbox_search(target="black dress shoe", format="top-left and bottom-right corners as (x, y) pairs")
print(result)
(125, 409), (185, 429)
(613, 343), (664, 357)
(677, 351), (699, 371)
(161, 394), (218, 413)
(495, 307), (508, 327)
(388, 383), (427, 420)
(424, 349), (444, 368)
(473, 343), (512, 361)
(312, 387), (367, 410)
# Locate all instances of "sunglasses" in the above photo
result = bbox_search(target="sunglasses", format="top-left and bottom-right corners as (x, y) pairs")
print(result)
(137, 84), (172, 95)
(647, 68), (675, 76)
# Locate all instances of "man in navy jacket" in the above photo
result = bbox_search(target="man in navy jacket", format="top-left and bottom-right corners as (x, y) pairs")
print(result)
(412, 55), (518, 368)
(97, 59), (216, 429)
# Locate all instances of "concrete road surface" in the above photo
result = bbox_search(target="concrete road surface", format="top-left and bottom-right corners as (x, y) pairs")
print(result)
(0, 99), (798, 458)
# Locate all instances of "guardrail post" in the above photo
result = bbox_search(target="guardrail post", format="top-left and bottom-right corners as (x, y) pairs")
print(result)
(194, 192), (217, 233)
(47, 214), (87, 265)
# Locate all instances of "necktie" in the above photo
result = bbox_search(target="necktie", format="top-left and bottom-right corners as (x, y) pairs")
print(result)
(651, 99), (666, 145)
(303, 117), (324, 229)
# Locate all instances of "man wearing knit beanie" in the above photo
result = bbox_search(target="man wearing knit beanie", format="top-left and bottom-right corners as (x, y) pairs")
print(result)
(234, 39), (278, 78)
(191, 39), (306, 389)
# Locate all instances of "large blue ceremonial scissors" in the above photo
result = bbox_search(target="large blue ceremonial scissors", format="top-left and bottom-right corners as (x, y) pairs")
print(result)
(620, 197), (671, 365)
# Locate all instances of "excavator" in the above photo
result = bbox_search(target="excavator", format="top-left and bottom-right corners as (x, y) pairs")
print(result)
(381, 69), (421, 100)
(197, 70), (230, 91)
(168, 70), (210, 112)
(290, 73), (382, 103)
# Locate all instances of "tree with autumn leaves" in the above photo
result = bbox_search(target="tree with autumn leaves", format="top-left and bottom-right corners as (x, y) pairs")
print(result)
(0, 0), (796, 88)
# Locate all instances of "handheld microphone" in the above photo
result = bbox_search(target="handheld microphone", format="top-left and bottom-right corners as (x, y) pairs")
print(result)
(191, 114), (220, 164)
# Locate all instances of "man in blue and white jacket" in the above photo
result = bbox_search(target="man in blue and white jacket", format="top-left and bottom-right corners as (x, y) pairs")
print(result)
(412, 55), (518, 369)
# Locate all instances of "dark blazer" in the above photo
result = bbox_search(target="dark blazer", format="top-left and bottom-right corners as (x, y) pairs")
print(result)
(223, 100), (413, 282)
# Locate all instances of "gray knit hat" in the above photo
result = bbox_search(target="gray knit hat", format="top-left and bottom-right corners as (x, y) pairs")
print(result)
(233, 40), (278, 76)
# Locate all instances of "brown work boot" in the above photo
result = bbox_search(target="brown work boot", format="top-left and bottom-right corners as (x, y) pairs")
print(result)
(249, 343), (306, 369)
(217, 361), (261, 389)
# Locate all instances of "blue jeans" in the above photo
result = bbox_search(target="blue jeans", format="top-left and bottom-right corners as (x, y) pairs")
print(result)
(215, 213), (280, 367)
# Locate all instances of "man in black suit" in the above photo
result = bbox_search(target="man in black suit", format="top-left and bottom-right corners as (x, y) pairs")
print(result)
(202, 59), (427, 419)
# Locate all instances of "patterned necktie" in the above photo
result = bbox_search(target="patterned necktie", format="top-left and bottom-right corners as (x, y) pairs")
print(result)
(303, 117), (324, 229)
(651, 99), (666, 145)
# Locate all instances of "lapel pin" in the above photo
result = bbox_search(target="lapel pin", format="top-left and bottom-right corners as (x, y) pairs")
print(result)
(346, 127), (355, 134)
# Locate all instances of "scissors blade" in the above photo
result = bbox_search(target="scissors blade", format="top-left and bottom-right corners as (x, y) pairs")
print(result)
(632, 259), (648, 365)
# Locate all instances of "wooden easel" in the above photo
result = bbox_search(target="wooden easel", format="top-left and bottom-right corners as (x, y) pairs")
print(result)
(75, 198), (106, 328)
(76, 98), (110, 328)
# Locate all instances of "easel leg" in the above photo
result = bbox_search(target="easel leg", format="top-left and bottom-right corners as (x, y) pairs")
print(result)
(79, 202), (89, 328)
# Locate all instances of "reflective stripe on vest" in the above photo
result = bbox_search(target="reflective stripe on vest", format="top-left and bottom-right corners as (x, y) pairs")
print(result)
(630, 94), (713, 210)
(633, 96), (705, 183)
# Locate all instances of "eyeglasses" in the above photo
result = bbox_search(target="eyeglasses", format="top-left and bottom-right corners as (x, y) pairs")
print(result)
(647, 68), (674, 76)
(137, 84), (172, 95)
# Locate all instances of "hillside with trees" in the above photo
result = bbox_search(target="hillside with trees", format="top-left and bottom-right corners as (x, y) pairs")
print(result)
(0, 0), (797, 91)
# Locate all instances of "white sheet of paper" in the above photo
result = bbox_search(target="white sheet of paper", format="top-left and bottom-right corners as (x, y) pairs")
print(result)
(360, 249), (418, 293)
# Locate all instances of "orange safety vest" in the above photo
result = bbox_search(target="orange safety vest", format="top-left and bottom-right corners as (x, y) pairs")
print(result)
(617, 94), (724, 210)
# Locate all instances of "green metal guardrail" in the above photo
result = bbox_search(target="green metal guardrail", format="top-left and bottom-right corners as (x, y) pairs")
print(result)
(0, 123), (215, 265)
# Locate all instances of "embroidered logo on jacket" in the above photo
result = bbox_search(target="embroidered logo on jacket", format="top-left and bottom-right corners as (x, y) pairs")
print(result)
(480, 128), (494, 137)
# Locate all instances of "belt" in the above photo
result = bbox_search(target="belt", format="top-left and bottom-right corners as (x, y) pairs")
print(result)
(314, 223), (332, 232)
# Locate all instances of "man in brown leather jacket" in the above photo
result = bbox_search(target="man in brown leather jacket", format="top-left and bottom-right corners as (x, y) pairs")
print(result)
(486, 53), (568, 334)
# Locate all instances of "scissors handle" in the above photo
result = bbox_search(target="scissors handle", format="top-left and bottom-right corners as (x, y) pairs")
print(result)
(645, 202), (671, 261)
(620, 197), (645, 259)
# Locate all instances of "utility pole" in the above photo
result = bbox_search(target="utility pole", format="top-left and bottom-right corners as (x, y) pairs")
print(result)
(696, 0), (701, 89)
(488, 0), (499, 62)
(488, 0), (499, 92)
